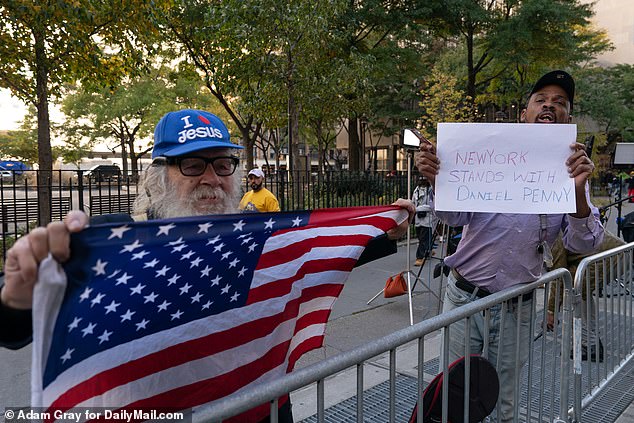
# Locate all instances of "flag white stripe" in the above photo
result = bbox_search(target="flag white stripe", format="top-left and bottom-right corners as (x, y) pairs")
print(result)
(251, 246), (364, 287)
(350, 209), (407, 222)
(262, 222), (390, 253)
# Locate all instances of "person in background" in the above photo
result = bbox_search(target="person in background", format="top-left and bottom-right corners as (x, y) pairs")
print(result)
(627, 171), (634, 202)
(415, 70), (604, 422)
(239, 168), (281, 212)
(412, 175), (437, 266)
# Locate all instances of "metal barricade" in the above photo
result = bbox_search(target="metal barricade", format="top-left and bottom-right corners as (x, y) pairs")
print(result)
(571, 242), (634, 422)
(195, 269), (574, 423)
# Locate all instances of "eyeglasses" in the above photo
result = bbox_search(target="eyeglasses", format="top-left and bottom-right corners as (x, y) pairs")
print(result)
(153, 156), (240, 177)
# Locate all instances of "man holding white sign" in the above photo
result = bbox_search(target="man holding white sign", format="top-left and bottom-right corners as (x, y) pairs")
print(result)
(415, 70), (604, 422)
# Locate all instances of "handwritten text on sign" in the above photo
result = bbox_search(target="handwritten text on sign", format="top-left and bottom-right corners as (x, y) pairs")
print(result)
(435, 123), (577, 214)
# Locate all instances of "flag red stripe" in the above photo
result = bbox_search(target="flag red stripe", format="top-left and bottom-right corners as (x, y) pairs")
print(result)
(258, 233), (373, 268)
(273, 215), (399, 238)
(307, 206), (398, 226)
(248, 258), (353, 304)
(294, 309), (331, 336)
(288, 335), (325, 371)
(48, 284), (342, 410)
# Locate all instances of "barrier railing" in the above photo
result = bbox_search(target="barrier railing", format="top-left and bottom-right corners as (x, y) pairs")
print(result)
(195, 268), (573, 423)
(571, 242), (634, 422)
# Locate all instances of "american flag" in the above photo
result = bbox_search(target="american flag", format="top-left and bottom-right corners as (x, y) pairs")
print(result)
(31, 206), (407, 422)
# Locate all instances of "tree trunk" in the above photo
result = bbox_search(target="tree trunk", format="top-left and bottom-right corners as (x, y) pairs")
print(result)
(466, 26), (476, 102)
(34, 26), (52, 226)
(290, 96), (301, 172)
(127, 138), (139, 181)
(348, 116), (360, 171)
(120, 132), (129, 177)
(242, 127), (255, 171)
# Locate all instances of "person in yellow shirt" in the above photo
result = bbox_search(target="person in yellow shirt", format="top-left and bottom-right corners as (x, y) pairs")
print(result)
(239, 168), (281, 212)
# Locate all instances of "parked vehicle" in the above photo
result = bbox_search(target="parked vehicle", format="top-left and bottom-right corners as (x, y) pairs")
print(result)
(0, 160), (29, 175)
(1, 170), (13, 181)
(85, 164), (122, 182)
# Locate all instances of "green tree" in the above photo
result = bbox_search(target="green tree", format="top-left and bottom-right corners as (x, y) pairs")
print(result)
(160, 0), (345, 172)
(576, 65), (634, 140)
(334, 0), (436, 170)
(61, 62), (219, 179)
(0, 0), (164, 224)
(428, 0), (610, 107)
(420, 68), (474, 139)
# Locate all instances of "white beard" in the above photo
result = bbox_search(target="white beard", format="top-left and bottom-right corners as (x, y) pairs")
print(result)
(151, 182), (241, 219)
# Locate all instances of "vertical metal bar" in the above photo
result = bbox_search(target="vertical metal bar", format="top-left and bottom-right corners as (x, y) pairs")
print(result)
(269, 398), (278, 423)
(512, 298), (522, 423)
(417, 337), (424, 423)
(616, 254), (622, 365)
(463, 316), (471, 423)
(610, 255), (615, 375)
(539, 281), (551, 423)
(77, 170), (84, 212)
(562, 279), (578, 422)
(496, 302), (507, 421)
(389, 348), (396, 423)
(525, 294), (536, 422)
(356, 362), (364, 423)
(624, 250), (634, 362)
(603, 256), (610, 382)
(550, 279), (563, 423)
(442, 326), (450, 423)
(317, 379), (325, 423)
(482, 308), (490, 359)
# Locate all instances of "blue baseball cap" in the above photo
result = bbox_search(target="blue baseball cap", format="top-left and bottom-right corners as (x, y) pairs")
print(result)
(152, 109), (244, 159)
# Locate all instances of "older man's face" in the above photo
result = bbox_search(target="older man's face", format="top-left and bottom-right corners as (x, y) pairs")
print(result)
(521, 85), (571, 124)
(166, 148), (241, 216)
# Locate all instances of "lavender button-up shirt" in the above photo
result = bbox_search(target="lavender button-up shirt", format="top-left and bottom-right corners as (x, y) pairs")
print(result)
(435, 199), (604, 293)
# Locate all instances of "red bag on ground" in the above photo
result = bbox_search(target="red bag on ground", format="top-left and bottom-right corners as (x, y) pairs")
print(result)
(384, 273), (408, 298)
(409, 355), (499, 423)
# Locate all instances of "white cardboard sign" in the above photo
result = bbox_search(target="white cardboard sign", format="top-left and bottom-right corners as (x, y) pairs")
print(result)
(434, 123), (577, 214)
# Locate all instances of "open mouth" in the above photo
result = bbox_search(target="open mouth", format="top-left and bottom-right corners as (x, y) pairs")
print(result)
(197, 195), (217, 202)
(536, 112), (555, 123)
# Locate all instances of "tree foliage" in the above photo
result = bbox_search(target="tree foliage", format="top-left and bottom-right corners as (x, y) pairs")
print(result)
(0, 106), (57, 165)
(576, 65), (634, 135)
(0, 0), (166, 223)
(426, 0), (611, 107)
(61, 62), (221, 177)
(420, 68), (474, 139)
(0, 0), (621, 186)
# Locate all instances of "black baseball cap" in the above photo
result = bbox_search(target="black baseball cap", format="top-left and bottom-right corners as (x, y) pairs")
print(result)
(529, 70), (575, 110)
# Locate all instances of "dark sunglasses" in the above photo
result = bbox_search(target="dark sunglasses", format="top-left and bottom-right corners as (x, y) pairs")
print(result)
(153, 156), (240, 177)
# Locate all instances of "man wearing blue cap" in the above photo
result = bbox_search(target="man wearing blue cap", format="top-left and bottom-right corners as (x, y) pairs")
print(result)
(132, 109), (246, 219)
(0, 109), (414, 422)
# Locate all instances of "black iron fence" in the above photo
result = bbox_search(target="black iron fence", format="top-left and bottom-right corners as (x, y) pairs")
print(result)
(0, 169), (411, 262)
(262, 170), (409, 210)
